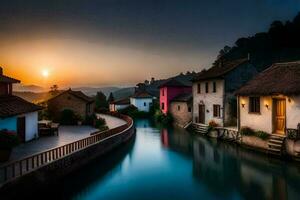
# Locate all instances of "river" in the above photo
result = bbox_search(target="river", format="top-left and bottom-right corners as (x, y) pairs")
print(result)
(35, 119), (300, 199)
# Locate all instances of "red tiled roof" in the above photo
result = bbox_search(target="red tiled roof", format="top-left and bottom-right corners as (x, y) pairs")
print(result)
(0, 95), (43, 118)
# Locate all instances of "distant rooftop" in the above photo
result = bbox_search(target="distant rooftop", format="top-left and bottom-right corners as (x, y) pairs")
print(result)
(0, 67), (20, 84)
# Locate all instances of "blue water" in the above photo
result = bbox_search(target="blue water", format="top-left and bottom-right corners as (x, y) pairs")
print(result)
(46, 119), (300, 199)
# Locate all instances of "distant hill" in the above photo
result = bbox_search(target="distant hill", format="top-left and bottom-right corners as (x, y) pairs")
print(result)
(13, 91), (53, 103)
(216, 12), (300, 72)
(112, 87), (135, 100)
(72, 87), (120, 97)
(13, 84), (45, 93)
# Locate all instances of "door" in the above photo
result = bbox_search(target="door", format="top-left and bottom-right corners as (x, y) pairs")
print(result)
(17, 116), (26, 142)
(274, 99), (286, 135)
(198, 104), (205, 124)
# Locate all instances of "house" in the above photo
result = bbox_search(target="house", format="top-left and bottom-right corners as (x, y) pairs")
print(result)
(192, 58), (257, 127)
(130, 91), (153, 112)
(109, 98), (130, 112)
(235, 61), (300, 136)
(169, 93), (193, 127)
(159, 79), (192, 114)
(0, 67), (43, 142)
(47, 89), (95, 121)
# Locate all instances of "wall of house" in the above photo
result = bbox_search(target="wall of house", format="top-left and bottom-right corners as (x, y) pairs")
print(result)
(192, 79), (224, 126)
(286, 95), (300, 129)
(130, 97), (153, 112)
(24, 112), (39, 141)
(239, 96), (273, 133)
(160, 86), (192, 114)
(169, 101), (192, 127)
(48, 93), (88, 120)
(110, 104), (130, 112)
(0, 117), (17, 131)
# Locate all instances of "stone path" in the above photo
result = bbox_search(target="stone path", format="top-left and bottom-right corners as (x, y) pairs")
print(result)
(97, 113), (126, 129)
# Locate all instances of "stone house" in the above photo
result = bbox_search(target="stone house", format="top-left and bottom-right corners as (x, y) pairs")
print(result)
(169, 93), (192, 128)
(0, 67), (43, 142)
(192, 58), (257, 127)
(47, 89), (95, 121)
(236, 61), (300, 136)
(109, 98), (130, 112)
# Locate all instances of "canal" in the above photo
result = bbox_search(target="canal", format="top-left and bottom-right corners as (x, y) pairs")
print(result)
(31, 119), (300, 199)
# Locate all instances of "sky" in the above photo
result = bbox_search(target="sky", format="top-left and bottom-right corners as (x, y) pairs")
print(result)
(0, 0), (300, 88)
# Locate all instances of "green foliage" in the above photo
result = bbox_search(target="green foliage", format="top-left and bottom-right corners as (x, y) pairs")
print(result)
(107, 92), (114, 103)
(149, 100), (160, 115)
(154, 110), (173, 125)
(95, 91), (108, 111)
(240, 126), (255, 136)
(255, 131), (270, 140)
(84, 114), (96, 126)
(216, 12), (300, 72)
(59, 109), (78, 125)
(118, 105), (149, 118)
(0, 130), (20, 149)
(94, 117), (108, 131)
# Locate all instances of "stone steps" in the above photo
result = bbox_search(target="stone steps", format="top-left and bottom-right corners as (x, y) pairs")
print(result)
(268, 134), (286, 156)
(192, 123), (209, 135)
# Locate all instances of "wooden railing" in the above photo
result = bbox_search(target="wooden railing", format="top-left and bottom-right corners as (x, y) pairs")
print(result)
(0, 113), (133, 185)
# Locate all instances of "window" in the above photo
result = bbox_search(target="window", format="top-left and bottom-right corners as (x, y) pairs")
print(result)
(205, 82), (209, 93)
(144, 102), (147, 107)
(188, 107), (192, 112)
(213, 82), (217, 93)
(162, 89), (165, 96)
(249, 97), (260, 113)
(197, 83), (201, 94)
(213, 104), (221, 118)
(177, 105), (181, 111)
(161, 102), (165, 110)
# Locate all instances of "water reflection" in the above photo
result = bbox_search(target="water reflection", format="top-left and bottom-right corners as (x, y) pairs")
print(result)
(162, 126), (300, 200)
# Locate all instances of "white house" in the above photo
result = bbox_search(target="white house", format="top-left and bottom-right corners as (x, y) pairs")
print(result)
(130, 91), (153, 112)
(0, 67), (43, 142)
(109, 97), (130, 112)
(192, 58), (257, 127)
(236, 61), (300, 136)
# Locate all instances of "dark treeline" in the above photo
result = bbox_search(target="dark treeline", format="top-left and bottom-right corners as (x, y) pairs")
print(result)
(217, 12), (300, 71)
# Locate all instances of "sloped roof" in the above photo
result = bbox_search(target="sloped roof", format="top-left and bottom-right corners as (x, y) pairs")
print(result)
(193, 58), (248, 81)
(0, 73), (20, 83)
(159, 78), (191, 88)
(171, 93), (193, 102)
(131, 91), (153, 99)
(0, 95), (43, 118)
(48, 89), (94, 103)
(235, 61), (300, 96)
(111, 98), (130, 105)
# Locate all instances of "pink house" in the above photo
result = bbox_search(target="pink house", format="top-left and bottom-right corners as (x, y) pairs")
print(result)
(159, 79), (192, 114)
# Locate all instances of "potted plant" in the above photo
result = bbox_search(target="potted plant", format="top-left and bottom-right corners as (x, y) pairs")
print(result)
(0, 129), (20, 162)
(208, 120), (219, 138)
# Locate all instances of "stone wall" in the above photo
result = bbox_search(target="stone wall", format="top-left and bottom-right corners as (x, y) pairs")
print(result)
(170, 101), (192, 127)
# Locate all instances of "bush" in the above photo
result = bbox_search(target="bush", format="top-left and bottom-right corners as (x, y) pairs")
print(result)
(208, 120), (218, 131)
(119, 105), (150, 118)
(154, 110), (173, 125)
(255, 131), (270, 140)
(59, 109), (77, 125)
(0, 130), (20, 149)
(95, 117), (106, 128)
(240, 126), (255, 136)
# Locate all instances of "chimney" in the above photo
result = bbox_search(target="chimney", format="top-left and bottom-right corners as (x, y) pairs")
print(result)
(0, 67), (3, 75)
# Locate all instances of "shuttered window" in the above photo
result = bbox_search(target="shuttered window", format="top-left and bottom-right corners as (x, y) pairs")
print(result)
(197, 83), (201, 94)
(205, 82), (209, 93)
(213, 104), (221, 117)
(213, 82), (217, 93)
(249, 97), (260, 113)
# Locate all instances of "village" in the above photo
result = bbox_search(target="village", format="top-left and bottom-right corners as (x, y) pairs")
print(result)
(1, 2), (300, 199)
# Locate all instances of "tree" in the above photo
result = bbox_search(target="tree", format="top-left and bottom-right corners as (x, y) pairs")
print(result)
(50, 84), (59, 96)
(108, 92), (114, 103)
(95, 91), (108, 110)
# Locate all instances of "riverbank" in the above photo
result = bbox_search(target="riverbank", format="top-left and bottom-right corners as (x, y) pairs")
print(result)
(0, 113), (135, 198)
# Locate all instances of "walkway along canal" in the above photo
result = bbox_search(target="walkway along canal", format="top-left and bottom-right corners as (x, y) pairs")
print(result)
(0, 113), (135, 196)
(2, 119), (300, 199)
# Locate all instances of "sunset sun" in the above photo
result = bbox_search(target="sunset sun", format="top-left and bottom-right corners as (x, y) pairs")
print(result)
(42, 69), (49, 78)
